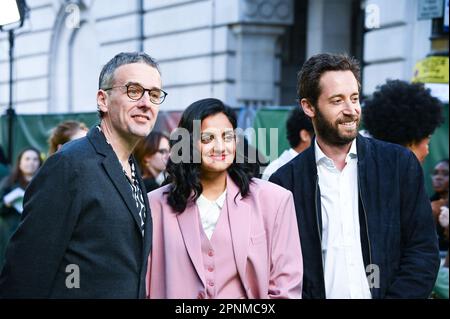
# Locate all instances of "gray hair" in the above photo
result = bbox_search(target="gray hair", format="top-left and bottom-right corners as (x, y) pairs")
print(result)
(99, 52), (160, 89)
(97, 52), (160, 118)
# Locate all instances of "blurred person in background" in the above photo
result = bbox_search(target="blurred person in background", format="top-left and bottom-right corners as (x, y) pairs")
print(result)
(363, 80), (444, 164)
(133, 131), (170, 192)
(48, 120), (89, 155)
(432, 204), (448, 299)
(430, 159), (449, 252)
(261, 107), (313, 180)
(0, 147), (42, 269)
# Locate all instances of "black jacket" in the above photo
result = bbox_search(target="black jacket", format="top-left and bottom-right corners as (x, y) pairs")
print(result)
(270, 134), (440, 299)
(0, 127), (152, 298)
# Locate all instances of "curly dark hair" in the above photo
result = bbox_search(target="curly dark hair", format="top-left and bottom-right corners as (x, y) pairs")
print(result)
(286, 107), (314, 148)
(363, 80), (444, 145)
(165, 98), (257, 213)
(297, 53), (361, 108)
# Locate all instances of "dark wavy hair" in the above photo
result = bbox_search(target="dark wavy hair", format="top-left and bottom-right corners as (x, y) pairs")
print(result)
(5, 147), (43, 189)
(363, 80), (444, 146)
(165, 98), (257, 213)
(297, 53), (361, 108)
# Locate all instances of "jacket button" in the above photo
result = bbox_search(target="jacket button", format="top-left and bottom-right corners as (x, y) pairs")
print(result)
(208, 250), (214, 257)
(197, 292), (206, 299)
(207, 266), (214, 272)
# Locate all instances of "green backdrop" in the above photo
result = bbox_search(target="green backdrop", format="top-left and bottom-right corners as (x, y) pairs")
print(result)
(0, 112), (99, 163)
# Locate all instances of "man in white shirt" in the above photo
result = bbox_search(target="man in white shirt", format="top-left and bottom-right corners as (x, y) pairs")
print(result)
(261, 108), (313, 180)
(270, 53), (440, 299)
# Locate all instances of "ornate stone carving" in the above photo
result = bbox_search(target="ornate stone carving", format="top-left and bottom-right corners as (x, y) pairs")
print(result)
(242, 0), (293, 25)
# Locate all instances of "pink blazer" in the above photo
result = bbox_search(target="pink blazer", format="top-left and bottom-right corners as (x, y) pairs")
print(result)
(146, 176), (303, 299)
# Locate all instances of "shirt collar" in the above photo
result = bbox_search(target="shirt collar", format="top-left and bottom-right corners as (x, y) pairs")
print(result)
(288, 148), (299, 157)
(348, 139), (357, 159)
(197, 190), (227, 209)
(315, 139), (358, 166)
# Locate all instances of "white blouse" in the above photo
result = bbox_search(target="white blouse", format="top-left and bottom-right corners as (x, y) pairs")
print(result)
(196, 190), (226, 240)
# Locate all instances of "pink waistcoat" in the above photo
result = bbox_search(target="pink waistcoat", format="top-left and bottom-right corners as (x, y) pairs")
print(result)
(199, 203), (247, 299)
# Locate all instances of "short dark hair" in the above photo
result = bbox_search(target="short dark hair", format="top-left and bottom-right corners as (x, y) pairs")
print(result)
(363, 80), (444, 146)
(297, 53), (361, 108)
(97, 52), (160, 118)
(165, 98), (257, 213)
(286, 107), (313, 148)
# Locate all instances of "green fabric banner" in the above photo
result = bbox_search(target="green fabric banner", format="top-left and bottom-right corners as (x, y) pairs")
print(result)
(0, 112), (99, 164)
(252, 107), (293, 163)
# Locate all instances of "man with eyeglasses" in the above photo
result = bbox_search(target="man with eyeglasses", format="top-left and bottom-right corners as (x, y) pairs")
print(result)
(0, 52), (166, 298)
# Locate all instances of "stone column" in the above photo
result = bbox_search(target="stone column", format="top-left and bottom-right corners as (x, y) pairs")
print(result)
(232, 0), (294, 107)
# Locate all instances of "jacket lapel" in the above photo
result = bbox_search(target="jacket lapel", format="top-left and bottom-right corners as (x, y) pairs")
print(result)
(133, 156), (153, 253)
(226, 176), (251, 289)
(87, 127), (143, 232)
(176, 203), (206, 287)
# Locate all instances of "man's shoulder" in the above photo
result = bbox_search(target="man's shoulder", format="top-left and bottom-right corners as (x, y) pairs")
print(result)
(270, 147), (312, 180)
(359, 135), (412, 161)
(60, 134), (103, 160)
(44, 137), (97, 171)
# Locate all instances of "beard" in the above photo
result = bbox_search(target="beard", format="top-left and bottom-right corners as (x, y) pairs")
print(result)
(314, 106), (360, 146)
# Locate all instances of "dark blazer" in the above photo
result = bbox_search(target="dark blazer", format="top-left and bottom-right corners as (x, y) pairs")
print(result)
(270, 134), (440, 299)
(0, 127), (152, 298)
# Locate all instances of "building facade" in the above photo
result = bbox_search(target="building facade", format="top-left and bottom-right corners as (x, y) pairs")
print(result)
(0, 0), (447, 116)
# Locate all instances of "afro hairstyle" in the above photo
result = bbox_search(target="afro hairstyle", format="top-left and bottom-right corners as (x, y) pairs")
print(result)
(363, 80), (444, 146)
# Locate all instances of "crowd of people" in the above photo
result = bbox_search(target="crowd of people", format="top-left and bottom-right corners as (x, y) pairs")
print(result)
(0, 51), (447, 299)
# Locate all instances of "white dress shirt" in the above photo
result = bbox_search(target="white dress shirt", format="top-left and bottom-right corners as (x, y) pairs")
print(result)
(261, 148), (298, 180)
(196, 190), (227, 240)
(315, 140), (371, 299)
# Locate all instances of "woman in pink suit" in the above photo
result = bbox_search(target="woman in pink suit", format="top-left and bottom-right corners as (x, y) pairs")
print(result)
(146, 98), (303, 299)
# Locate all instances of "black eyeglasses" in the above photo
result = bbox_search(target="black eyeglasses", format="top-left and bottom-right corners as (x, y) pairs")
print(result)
(103, 83), (168, 105)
